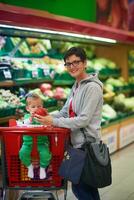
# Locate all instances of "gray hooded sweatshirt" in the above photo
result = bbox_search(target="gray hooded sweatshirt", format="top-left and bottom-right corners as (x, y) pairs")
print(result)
(52, 73), (103, 148)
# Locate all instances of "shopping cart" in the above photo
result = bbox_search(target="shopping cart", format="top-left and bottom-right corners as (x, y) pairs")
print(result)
(0, 121), (70, 200)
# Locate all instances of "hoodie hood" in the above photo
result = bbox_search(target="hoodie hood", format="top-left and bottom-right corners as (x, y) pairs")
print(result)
(76, 73), (103, 89)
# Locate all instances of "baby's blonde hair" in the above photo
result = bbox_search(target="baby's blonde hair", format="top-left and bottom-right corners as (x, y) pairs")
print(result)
(25, 93), (43, 106)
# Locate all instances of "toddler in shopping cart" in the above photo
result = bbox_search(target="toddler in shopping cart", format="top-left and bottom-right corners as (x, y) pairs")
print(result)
(18, 93), (52, 179)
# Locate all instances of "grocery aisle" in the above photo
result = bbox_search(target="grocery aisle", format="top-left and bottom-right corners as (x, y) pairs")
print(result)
(58, 142), (134, 200)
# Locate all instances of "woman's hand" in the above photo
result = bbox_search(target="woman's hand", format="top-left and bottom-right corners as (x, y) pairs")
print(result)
(34, 114), (53, 126)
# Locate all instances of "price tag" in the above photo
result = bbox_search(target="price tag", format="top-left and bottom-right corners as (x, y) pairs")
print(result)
(32, 70), (38, 78)
(50, 70), (55, 79)
(120, 124), (134, 148)
(3, 70), (12, 79)
(43, 69), (50, 76)
(102, 131), (117, 153)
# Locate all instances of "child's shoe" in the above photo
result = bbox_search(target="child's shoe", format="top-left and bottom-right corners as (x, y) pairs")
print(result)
(39, 167), (46, 179)
(28, 164), (34, 178)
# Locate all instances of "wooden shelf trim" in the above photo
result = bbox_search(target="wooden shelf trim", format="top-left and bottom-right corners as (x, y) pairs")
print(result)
(0, 81), (14, 87)
(0, 78), (53, 87)
(0, 116), (16, 124)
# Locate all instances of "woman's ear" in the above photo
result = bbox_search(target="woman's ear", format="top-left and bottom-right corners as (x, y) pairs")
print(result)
(84, 60), (87, 69)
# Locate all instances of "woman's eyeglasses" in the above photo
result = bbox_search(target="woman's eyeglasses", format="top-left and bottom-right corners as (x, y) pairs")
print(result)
(64, 60), (82, 68)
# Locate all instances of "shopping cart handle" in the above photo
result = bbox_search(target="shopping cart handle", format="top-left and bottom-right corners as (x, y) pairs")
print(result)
(0, 126), (70, 136)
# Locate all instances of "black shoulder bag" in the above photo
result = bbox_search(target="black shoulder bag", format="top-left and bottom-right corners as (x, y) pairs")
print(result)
(58, 145), (86, 184)
(80, 128), (112, 188)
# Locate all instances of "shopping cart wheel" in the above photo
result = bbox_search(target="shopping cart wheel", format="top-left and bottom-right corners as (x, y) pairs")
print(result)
(18, 190), (56, 200)
(0, 188), (2, 199)
(0, 188), (7, 200)
(0, 188), (2, 194)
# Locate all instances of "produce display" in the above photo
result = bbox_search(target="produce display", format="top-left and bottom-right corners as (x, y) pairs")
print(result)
(10, 37), (51, 56)
(87, 57), (117, 71)
(0, 36), (134, 126)
(0, 89), (23, 107)
(104, 77), (129, 92)
(129, 50), (134, 69)
(102, 104), (117, 121)
(22, 84), (71, 103)
(113, 94), (134, 113)
(129, 76), (134, 87)
(0, 89), (25, 118)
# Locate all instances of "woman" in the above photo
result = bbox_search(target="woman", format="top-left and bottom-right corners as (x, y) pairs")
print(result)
(35, 47), (103, 200)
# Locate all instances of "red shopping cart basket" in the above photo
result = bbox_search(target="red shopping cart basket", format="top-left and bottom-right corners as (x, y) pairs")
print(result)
(0, 124), (70, 199)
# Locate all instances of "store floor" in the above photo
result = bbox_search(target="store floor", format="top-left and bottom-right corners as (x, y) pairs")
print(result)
(58, 142), (134, 200)
(1, 142), (134, 199)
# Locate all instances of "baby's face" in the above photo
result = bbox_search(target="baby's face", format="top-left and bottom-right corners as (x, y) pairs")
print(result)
(26, 99), (43, 115)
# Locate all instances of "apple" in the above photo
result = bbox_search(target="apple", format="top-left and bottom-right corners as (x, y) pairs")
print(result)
(53, 87), (65, 99)
(40, 83), (52, 93)
(53, 94), (62, 99)
(53, 91), (65, 99)
(35, 107), (48, 116)
(44, 89), (54, 98)
(55, 87), (64, 93)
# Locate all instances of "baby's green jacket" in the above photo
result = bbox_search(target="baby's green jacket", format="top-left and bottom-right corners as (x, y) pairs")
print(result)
(23, 113), (49, 145)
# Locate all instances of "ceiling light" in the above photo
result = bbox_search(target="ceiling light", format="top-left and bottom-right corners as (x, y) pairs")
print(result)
(0, 24), (117, 44)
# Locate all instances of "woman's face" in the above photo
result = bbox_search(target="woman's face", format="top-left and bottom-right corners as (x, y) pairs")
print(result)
(65, 55), (86, 80)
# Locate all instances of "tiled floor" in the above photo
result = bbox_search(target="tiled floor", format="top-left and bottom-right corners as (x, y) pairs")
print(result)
(1, 142), (134, 199)
(58, 142), (134, 200)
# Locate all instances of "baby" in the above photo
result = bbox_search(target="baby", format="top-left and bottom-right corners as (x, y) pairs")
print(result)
(19, 93), (52, 179)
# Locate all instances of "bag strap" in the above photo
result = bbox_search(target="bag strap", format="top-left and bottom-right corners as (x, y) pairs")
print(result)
(80, 128), (96, 143)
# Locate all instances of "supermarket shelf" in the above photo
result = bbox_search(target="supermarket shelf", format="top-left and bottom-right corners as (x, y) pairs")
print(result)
(87, 68), (121, 79)
(1, 3), (134, 44)
(0, 116), (16, 124)
(14, 78), (52, 85)
(101, 119), (121, 129)
(0, 80), (14, 87)
(53, 80), (74, 86)
(0, 78), (52, 87)
(102, 113), (134, 129)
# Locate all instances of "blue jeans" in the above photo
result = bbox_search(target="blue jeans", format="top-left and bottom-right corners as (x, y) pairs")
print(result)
(72, 181), (100, 200)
